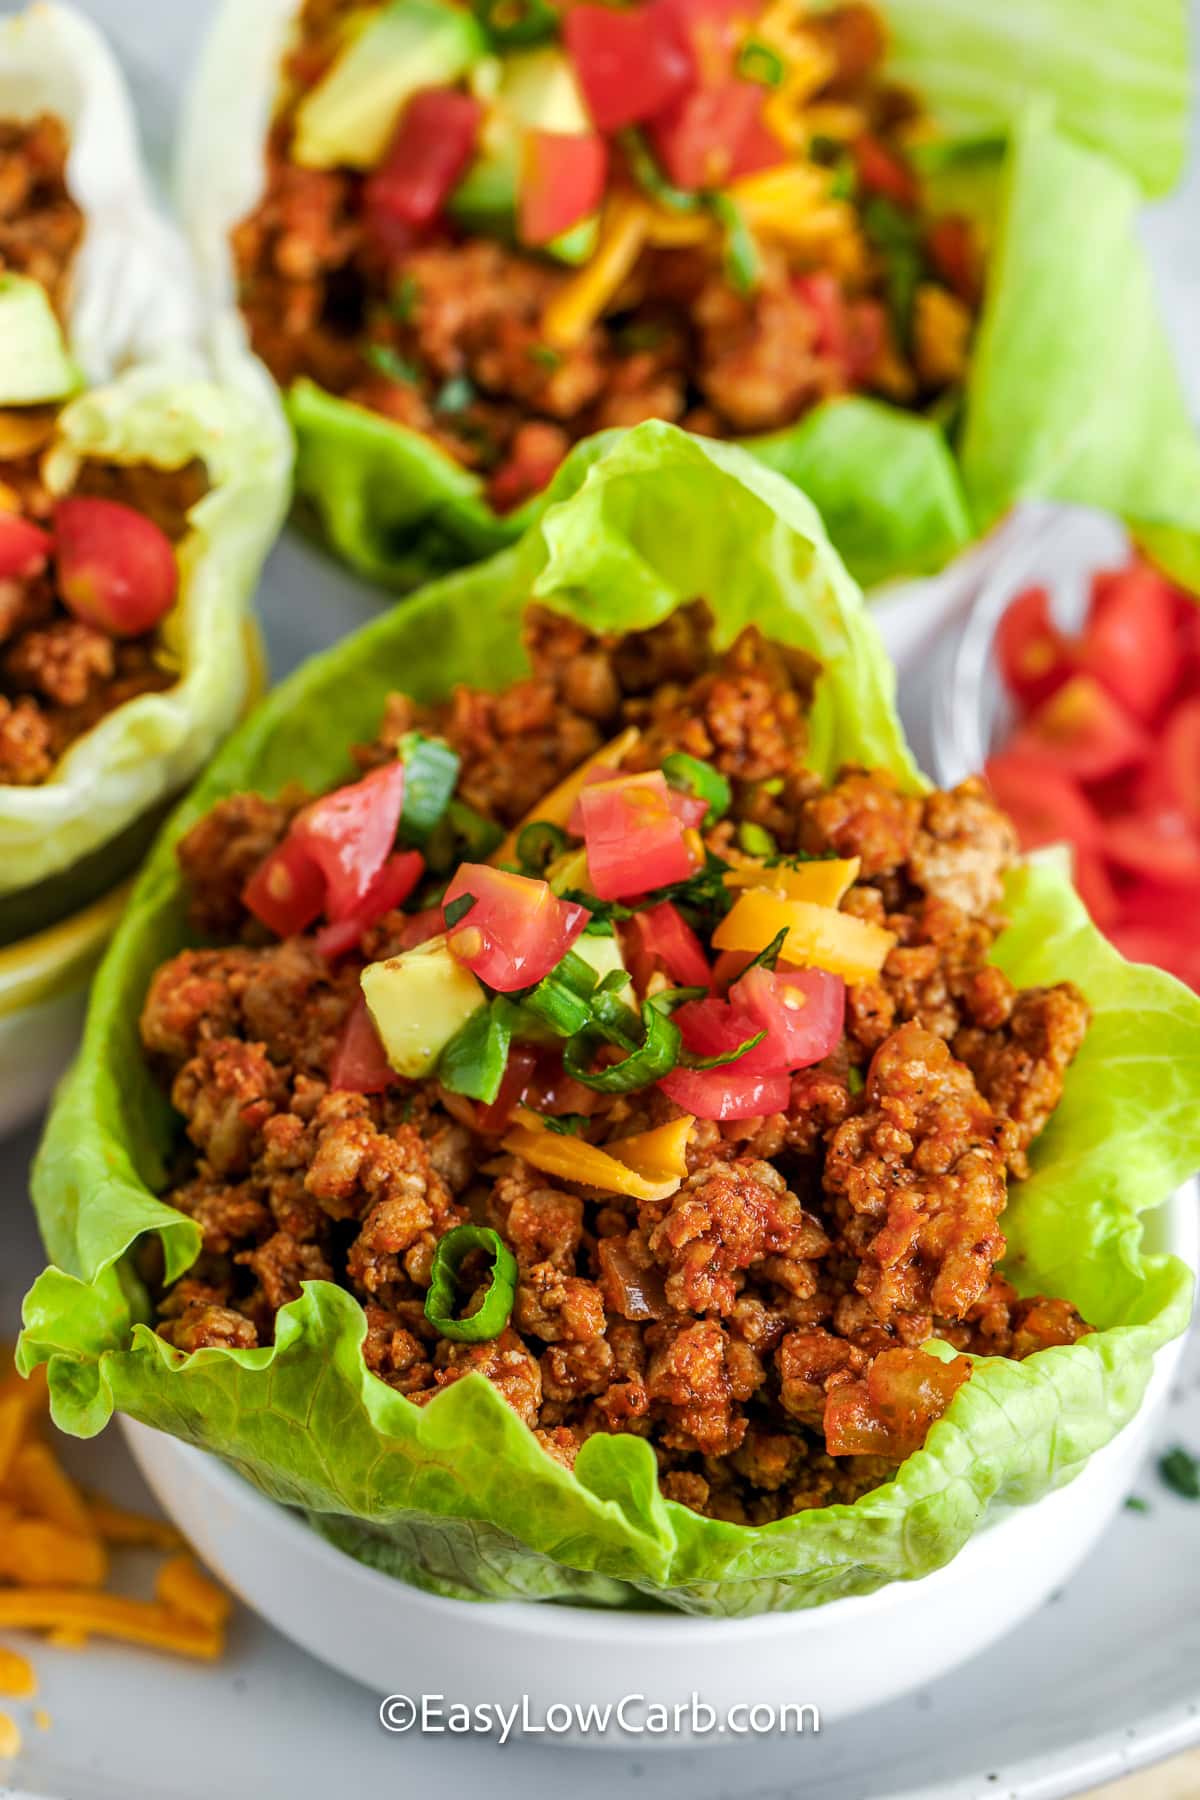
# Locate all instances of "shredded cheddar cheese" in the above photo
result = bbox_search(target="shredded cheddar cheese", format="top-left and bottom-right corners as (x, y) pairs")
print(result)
(504, 1109), (693, 1201)
(723, 856), (860, 907)
(713, 890), (895, 981)
(0, 1346), (232, 1676)
(542, 194), (650, 349)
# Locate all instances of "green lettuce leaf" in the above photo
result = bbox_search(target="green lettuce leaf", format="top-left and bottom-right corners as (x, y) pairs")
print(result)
(19, 427), (1196, 1615)
(959, 105), (1200, 564)
(0, 365), (289, 906)
(878, 0), (1191, 198)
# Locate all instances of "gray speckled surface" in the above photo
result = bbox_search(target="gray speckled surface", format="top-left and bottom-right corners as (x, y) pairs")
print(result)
(0, 2), (1198, 1795)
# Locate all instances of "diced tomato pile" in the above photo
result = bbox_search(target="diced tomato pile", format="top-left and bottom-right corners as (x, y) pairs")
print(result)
(365, 0), (794, 256)
(988, 558), (1200, 991)
(244, 762), (425, 952)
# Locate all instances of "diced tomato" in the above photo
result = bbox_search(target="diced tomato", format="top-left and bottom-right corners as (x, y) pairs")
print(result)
(54, 497), (178, 638)
(1108, 923), (1200, 993)
(329, 997), (395, 1095)
(1120, 878), (1200, 932)
(673, 992), (776, 1071)
(1009, 675), (1149, 784)
(314, 849), (425, 960)
(854, 133), (919, 208)
(476, 1045), (540, 1132)
(488, 437), (564, 513)
(995, 585), (1074, 712)
(580, 771), (697, 900)
(243, 837), (327, 939)
(731, 965), (845, 1070)
(629, 901), (712, 990)
(926, 213), (980, 306)
(291, 762), (406, 922)
(1072, 849), (1120, 930)
(658, 1063), (790, 1120)
(365, 90), (482, 231)
(519, 130), (608, 247)
(1102, 808), (1200, 888)
(443, 864), (589, 991)
(654, 0), (747, 80)
(667, 789), (709, 830)
(1149, 696), (1200, 828)
(648, 80), (784, 190)
(1078, 563), (1179, 724)
(984, 750), (1101, 853)
(0, 511), (52, 581)
(845, 299), (887, 385)
(794, 272), (849, 363)
(565, 3), (692, 132)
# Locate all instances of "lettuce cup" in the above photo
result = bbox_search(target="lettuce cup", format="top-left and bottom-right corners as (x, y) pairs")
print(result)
(180, 0), (1199, 593)
(0, 4), (291, 1127)
(20, 426), (1199, 1615)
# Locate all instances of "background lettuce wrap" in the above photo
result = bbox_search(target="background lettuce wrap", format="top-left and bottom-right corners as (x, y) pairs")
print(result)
(19, 425), (1199, 1616)
(178, 0), (1198, 594)
(0, 3), (292, 948)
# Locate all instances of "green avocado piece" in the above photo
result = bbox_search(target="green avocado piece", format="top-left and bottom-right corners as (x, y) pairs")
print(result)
(0, 275), (80, 406)
(293, 0), (488, 171)
(362, 935), (486, 1078)
(449, 49), (598, 262)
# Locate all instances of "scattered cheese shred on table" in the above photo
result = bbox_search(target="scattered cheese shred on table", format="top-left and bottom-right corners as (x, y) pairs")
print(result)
(0, 1712), (20, 1759)
(0, 1347), (231, 1682)
(0, 1648), (35, 1699)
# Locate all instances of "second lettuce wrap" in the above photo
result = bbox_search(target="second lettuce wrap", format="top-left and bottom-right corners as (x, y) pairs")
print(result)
(19, 426), (1198, 1616)
(180, 0), (1198, 594)
(0, 3), (292, 941)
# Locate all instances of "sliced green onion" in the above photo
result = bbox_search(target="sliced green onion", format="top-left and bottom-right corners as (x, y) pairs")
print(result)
(399, 733), (461, 844)
(740, 926), (789, 978)
(517, 819), (569, 876)
(390, 274), (420, 322)
(521, 975), (595, 1039)
(435, 374), (476, 415)
(662, 752), (731, 829)
(446, 798), (505, 859)
(564, 1003), (683, 1094)
(425, 1224), (518, 1343)
(540, 1113), (591, 1136)
(679, 1028), (767, 1072)
(709, 193), (763, 295)
(1160, 1446), (1200, 1500)
(737, 821), (777, 857)
(737, 39), (785, 86)
(437, 998), (515, 1104)
(471, 0), (558, 47)
(619, 128), (704, 215)
(444, 892), (477, 929)
(365, 344), (422, 386)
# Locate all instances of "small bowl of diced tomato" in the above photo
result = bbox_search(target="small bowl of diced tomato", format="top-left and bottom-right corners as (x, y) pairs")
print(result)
(933, 504), (1200, 993)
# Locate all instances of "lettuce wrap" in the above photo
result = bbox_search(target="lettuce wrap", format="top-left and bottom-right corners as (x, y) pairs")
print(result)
(179, 0), (1197, 595)
(0, 3), (292, 945)
(19, 425), (1198, 1616)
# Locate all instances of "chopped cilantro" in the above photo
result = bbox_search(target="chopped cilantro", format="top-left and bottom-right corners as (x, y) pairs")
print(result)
(1159, 1445), (1200, 1500)
(444, 892), (477, 929)
(365, 344), (422, 386)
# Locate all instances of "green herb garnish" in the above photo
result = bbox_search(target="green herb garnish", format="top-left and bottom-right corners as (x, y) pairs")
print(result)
(444, 892), (477, 929)
(365, 344), (423, 386)
(1159, 1446), (1200, 1500)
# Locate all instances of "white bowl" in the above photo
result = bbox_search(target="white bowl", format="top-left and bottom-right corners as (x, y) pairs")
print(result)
(0, 882), (129, 1141)
(121, 1185), (1196, 1744)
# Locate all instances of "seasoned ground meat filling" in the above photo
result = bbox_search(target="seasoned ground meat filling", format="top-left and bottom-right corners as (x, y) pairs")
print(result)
(141, 606), (1091, 1522)
(234, 0), (981, 510)
(0, 114), (83, 315)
